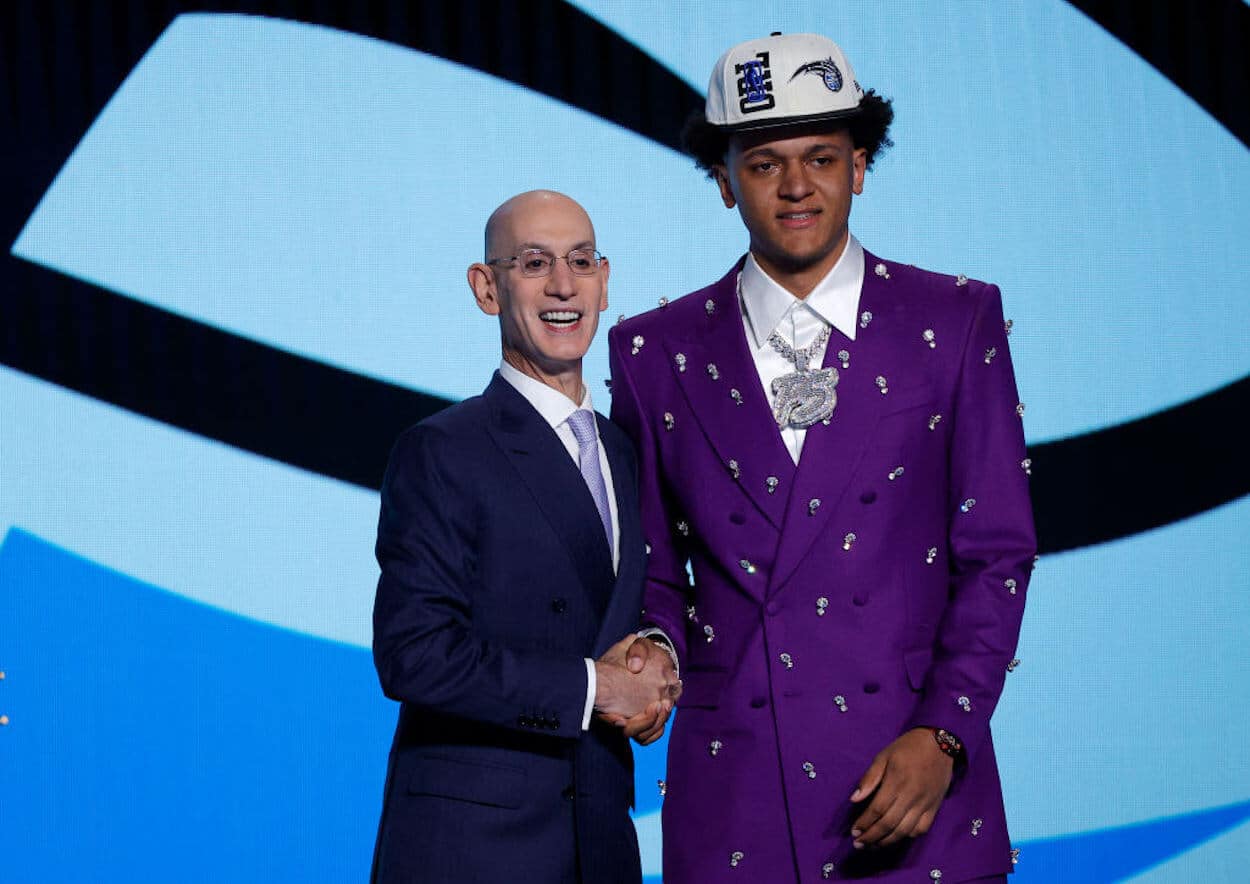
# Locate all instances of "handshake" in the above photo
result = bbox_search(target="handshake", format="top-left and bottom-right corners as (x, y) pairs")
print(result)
(593, 635), (682, 746)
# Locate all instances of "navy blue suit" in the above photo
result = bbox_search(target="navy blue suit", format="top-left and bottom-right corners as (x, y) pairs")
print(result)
(371, 372), (646, 884)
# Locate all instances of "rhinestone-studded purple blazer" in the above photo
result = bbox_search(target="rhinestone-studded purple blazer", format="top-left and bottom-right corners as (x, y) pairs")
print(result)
(608, 253), (1036, 884)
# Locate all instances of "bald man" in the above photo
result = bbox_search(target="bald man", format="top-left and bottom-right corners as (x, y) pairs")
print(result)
(370, 191), (677, 884)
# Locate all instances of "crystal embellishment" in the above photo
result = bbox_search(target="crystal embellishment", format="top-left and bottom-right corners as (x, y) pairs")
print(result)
(926, 547), (938, 564)
(931, 870), (944, 881)
(837, 349), (850, 369)
(616, 314), (626, 325)
(1011, 848), (1021, 865)
(705, 299), (716, 315)
(929, 414), (942, 431)
(1016, 402), (1026, 417)
(631, 335), (644, 355)
(834, 694), (848, 712)
(766, 476), (779, 494)
(1005, 578), (1018, 595)
(876, 375), (889, 394)
(816, 597), (829, 616)
(675, 353), (687, 372)
(730, 851), (744, 868)
(780, 652), (793, 669)
(957, 695), (972, 712)
(658, 297), (669, 308)
(704, 624), (715, 642)
(802, 760), (817, 779)
(663, 412), (675, 431)
(984, 346), (997, 364)
(707, 363), (720, 380)
(822, 863), (835, 879)
(860, 310), (873, 329)
(875, 262), (890, 279)
(1004, 318), (1014, 335)
(889, 466), (905, 481)
(843, 532), (856, 551)
(972, 818), (984, 837)
(739, 559), (756, 574)
(657, 779), (666, 796)
(728, 459), (740, 479)
(730, 388), (743, 405)
(960, 498), (976, 513)
(676, 520), (689, 536)
(923, 328), (936, 348)
(809, 498), (821, 516)
(709, 739), (723, 757)
(956, 274), (969, 286)
(1007, 658), (1021, 672)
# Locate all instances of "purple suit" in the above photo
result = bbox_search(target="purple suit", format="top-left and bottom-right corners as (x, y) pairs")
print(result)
(608, 253), (1035, 883)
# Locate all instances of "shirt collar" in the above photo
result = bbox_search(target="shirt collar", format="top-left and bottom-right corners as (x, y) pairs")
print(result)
(498, 361), (595, 432)
(739, 234), (865, 348)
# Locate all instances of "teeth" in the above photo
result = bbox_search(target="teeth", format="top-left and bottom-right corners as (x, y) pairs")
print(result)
(540, 311), (580, 322)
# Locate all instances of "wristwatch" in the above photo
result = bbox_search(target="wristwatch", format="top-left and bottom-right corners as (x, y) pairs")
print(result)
(931, 727), (964, 759)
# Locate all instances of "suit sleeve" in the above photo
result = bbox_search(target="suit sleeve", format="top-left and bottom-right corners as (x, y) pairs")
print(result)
(608, 325), (692, 669)
(372, 424), (589, 738)
(905, 284), (1036, 763)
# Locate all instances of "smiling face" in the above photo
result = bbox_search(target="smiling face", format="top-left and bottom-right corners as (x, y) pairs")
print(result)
(468, 191), (609, 400)
(714, 127), (866, 297)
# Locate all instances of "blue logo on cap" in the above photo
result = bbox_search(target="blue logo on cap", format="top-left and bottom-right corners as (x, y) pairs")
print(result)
(735, 52), (775, 113)
(790, 57), (843, 92)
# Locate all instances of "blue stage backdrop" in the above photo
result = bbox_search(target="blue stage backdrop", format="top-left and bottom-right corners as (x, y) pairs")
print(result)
(2, 2), (1249, 881)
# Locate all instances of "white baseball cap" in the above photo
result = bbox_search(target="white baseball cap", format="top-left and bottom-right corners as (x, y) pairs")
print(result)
(705, 32), (865, 132)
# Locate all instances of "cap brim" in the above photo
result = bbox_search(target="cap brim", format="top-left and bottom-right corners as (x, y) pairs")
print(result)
(712, 105), (863, 134)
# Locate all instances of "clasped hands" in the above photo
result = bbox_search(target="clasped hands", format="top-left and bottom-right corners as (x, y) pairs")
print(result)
(593, 635), (682, 745)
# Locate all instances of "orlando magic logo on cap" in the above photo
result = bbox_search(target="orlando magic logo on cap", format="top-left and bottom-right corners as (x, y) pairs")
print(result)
(790, 57), (843, 93)
(705, 32), (866, 132)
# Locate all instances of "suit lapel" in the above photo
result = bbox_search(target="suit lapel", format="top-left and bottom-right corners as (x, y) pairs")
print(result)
(593, 417), (645, 656)
(483, 374), (615, 611)
(769, 255), (898, 594)
(665, 263), (794, 531)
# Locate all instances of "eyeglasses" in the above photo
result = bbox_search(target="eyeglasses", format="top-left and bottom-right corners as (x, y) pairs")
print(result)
(486, 248), (605, 278)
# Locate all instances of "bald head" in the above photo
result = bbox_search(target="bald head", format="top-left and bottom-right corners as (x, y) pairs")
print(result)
(484, 190), (595, 262)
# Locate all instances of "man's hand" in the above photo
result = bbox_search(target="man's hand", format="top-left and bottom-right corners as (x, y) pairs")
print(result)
(594, 636), (681, 745)
(849, 728), (954, 849)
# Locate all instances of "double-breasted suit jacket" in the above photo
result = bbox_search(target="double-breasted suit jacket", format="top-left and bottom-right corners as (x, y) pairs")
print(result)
(608, 253), (1036, 883)
(371, 373), (646, 884)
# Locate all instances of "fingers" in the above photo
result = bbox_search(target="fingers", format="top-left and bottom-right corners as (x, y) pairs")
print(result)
(618, 701), (661, 738)
(626, 636), (652, 674)
(634, 699), (673, 745)
(850, 752), (887, 803)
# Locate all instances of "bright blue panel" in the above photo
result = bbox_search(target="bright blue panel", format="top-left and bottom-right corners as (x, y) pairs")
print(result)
(0, 527), (394, 883)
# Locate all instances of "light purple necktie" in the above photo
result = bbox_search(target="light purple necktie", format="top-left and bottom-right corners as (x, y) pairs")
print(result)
(566, 409), (613, 549)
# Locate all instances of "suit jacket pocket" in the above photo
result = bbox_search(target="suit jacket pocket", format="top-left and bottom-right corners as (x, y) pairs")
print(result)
(904, 648), (934, 692)
(880, 382), (935, 416)
(677, 667), (728, 709)
(407, 753), (527, 809)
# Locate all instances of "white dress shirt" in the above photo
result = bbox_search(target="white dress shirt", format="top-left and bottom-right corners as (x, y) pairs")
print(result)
(739, 235), (865, 463)
(497, 361), (619, 730)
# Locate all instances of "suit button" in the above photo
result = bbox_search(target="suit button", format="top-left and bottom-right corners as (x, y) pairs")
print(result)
(863, 682), (880, 694)
(749, 696), (768, 709)
(729, 512), (746, 525)
(561, 785), (575, 800)
(860, 490), (877, 504)
(551, 598), (567, 613)
(765, 600), (782, 616)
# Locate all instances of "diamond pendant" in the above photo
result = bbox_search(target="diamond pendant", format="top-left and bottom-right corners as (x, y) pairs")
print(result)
(771, 366), (839, 428)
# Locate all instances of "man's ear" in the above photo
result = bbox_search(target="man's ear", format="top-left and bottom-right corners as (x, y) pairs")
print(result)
(712, 165), (736, 209)
(852, 147), (867, 196)
(467, 263), (501, 315)
(597, 256), (610, 313)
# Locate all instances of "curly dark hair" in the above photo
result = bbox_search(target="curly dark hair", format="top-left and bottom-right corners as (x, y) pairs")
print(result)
(681, 90), (895, 175)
